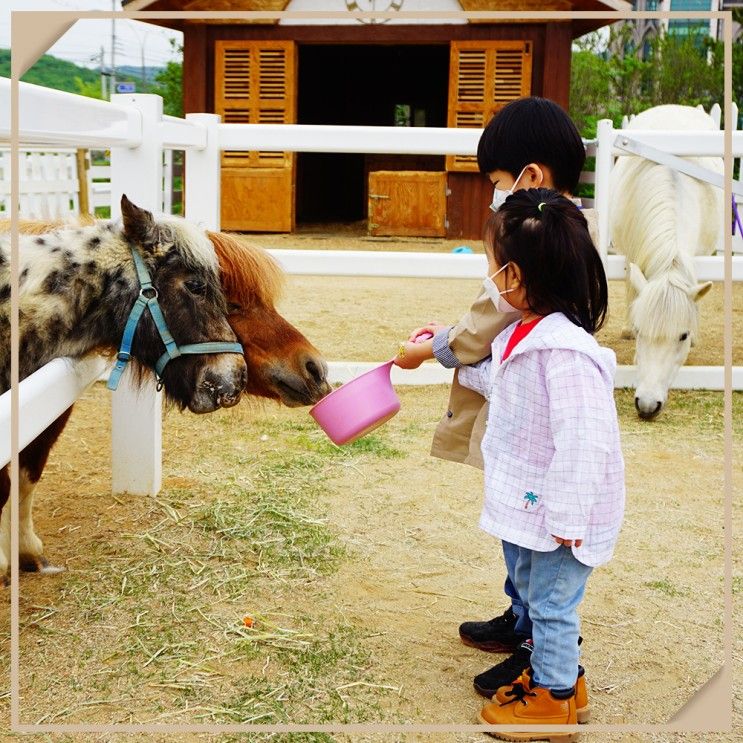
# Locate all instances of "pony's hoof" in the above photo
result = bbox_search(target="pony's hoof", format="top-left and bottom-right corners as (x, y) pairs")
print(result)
(20, 555), (65, 575)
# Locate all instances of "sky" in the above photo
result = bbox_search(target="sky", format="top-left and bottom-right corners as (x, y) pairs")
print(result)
(1, 0), (182, 70)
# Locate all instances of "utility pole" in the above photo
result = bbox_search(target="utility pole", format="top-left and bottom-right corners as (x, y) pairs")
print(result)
(110, 0), (117, 98)
(140, 43), (146, 93)
(98, 46), (107, 100)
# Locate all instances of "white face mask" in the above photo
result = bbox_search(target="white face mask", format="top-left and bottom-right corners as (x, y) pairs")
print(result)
(489, 165), (529, 213)
(482, 262), (520, 314)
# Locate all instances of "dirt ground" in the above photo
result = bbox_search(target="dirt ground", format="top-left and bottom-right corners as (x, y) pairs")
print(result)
(1, 228), (741, 741)
(254, 225), (742, 367)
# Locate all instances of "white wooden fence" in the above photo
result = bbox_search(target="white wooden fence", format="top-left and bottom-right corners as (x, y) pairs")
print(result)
(0, 147), (178, 219)
(0, 147), (81, 219)
(1, 78), (741, 497)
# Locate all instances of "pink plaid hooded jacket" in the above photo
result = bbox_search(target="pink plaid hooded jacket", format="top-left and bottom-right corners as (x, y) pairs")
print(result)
(458, 312), (625, 567)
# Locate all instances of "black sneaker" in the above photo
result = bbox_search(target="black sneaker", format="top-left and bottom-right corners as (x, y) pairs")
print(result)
(473, 638), (534, 699)
(459, 606), (526, 653)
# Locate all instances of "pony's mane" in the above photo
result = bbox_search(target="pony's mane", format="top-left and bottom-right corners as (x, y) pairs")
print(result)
(207, 231), (285, 308)
(630, 273), (699, 341)
(0, 215), (96, 235)
(155, 215), (219, 273)
(2, 217), (284, 308)
(3, 214), (219, 273)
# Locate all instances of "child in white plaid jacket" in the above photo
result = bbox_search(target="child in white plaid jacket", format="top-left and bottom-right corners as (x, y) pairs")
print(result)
(452, 187), (624, 738)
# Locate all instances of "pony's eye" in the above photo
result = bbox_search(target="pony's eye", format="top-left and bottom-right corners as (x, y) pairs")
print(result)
(185, 279), (207, 296)
(679, 332), (689, 342)
(227, 302), (242, 313)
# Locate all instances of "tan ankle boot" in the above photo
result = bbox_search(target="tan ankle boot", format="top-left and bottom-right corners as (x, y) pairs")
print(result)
(494, 666), (590, 723)
(478, 683), (578, 742)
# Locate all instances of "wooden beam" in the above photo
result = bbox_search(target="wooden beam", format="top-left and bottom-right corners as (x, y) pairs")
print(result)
(541, 22), (572, 109)
(183, 24), (207, 113)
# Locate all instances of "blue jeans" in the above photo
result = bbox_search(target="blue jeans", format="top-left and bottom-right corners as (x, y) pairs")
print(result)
(505, 540), (593, 692)
(502, 541), (530, 637)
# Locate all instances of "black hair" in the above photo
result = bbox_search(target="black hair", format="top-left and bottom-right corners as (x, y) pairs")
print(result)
(477, 97), (586, 194)
(484, 188), (608, 334)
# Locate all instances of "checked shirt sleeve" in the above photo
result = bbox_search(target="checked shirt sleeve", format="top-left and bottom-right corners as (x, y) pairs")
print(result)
(542, 349), (617, 541)
(457, 357), (493, 400)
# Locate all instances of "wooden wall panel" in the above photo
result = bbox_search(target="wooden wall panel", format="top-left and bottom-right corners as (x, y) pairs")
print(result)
(446, 172), (492, 241)
(221, 167), (294, 232)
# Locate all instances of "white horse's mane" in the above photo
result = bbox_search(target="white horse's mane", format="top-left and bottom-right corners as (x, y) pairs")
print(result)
(616, 161), (694, 278)
(629, 272), (699, 341)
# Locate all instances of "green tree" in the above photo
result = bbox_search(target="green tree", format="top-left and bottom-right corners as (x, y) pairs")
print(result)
(644, 33), (723, 109)
(570, 35), (618, 137)
(0, 48), (99, 94)
(73, 76), (104, 100)
(570, 26), (735, 138)
(150, 40), (183, 117)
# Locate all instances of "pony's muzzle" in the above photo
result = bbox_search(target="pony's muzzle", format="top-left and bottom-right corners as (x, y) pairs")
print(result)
(270, 352), (331, 407)
(191, 356), (247, 413)
(635, 396), (663, 420)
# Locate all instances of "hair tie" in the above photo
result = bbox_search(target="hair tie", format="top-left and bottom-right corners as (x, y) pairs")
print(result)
(537, 202), (546, 213)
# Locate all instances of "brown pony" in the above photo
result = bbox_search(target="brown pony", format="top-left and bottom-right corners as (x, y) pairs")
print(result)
(1, 215), (330, 576)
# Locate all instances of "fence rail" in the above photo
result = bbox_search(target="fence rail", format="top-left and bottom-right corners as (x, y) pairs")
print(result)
(1, 78), (741, 497)
(0, 356), (107, 469)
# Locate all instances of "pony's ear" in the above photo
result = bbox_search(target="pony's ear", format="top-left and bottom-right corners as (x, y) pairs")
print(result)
(690, 281), (713, 302)
(628, 262), (647, 294)
(121, 195), (156, 248)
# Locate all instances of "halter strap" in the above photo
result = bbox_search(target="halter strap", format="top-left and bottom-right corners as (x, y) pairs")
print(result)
(107, 247), (243, 391)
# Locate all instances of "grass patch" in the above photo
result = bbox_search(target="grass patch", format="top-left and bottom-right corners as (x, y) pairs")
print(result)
(294, 432), (404, 460)
(195, 491), (344, 580)
(644, 579), (687, 597)
(217, 619), (391, 725)
(615, 389), (743, 437)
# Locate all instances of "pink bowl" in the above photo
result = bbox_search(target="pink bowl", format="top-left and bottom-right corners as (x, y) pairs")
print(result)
(309, 360), (400, 446)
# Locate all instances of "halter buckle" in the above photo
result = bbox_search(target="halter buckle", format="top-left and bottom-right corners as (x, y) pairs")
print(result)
(140, 286), (158, 300)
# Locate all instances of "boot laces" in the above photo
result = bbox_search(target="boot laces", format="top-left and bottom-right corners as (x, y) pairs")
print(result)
(500, 682), (536, 707)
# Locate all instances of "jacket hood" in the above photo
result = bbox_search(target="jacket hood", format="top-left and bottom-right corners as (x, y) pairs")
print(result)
(500, 313), (617, 383)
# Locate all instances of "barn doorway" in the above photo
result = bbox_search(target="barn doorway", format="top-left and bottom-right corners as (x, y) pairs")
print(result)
(296, 44), (449, 227)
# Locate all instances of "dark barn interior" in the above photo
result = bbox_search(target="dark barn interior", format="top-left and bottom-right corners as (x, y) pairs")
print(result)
(296, 44), (449, 224)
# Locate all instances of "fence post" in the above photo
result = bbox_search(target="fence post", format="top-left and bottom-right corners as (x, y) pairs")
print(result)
(184, 113), (221, 230)
(76, 148), (90, 217)
(594, 118), (614, 265)
(109, 94), (164, 496)
(709, 103), (721, 129)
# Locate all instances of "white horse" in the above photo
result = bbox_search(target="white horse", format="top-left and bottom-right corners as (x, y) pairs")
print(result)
(609, 104), (723, 419)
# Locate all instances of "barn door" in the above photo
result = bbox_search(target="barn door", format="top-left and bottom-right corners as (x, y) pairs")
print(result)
(447, 41), (532, 173)
(215, 40), (296, 231)
(368, 171), (447, 237)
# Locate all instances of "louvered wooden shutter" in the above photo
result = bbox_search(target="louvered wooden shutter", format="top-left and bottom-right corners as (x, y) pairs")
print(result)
(447, 41), (532, 172)
(215, 40), (296, 168)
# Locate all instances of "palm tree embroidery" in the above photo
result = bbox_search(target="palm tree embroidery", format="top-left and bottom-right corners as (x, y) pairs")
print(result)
(523, 491), (538, 509)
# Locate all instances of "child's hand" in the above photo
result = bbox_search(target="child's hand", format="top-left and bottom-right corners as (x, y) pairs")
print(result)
(395, 338), (434, 369)
(552, 535), (583, 548)
(408, 322), (448, 342)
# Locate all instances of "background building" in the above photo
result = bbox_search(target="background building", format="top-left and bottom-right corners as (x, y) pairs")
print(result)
(123, 0), (626, 237)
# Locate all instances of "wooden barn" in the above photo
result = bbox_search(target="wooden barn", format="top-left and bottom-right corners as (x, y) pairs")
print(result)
(123, 1), (626, 238)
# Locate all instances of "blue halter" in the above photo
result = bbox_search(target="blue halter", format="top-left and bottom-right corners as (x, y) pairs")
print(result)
(107, 247), (244, 391)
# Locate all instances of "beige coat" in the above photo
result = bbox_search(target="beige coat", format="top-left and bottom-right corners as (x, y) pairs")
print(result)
(430, 207), (599, 469)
